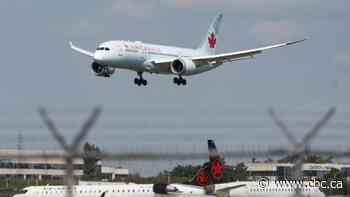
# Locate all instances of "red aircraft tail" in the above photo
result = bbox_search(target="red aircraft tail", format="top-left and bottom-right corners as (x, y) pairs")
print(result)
(192, 139), (224, 186)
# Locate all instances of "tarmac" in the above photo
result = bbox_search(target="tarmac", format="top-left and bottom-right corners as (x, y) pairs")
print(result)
(0, 189), (17, 197)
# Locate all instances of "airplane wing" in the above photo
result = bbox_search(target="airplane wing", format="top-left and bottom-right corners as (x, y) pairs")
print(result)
(216, 184), (246, 192)
(215, 184), (246, 197)
(192, 39), (306, 65)
(69, 41), (94, 57)
(153, 39), (306, 70)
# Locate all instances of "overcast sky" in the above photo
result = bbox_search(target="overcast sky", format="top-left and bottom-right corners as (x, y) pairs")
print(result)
(0, 0), (349, 152)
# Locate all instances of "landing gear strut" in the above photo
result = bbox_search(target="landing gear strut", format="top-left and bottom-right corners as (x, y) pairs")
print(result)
(134, 72), (147, 86)
(173, 76), (187, 86)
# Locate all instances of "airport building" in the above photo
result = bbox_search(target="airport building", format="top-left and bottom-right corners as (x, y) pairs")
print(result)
(0, 149), (128, 181)
(245, 162), (350, 181)
(101, 166), (129, 181)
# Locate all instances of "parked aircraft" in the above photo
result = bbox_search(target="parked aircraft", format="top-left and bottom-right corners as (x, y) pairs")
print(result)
(13, 140), (324, 197)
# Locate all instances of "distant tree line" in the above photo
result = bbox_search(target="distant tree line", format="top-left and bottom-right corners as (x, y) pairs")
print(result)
(81, 142), (102, 181)
(251, 154), (333, 164)
(82, 142), (338, 183)
(124, 162), (249, 184)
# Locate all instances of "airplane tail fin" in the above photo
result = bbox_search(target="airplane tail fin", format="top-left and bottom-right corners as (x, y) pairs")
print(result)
(191, 139), (225, 186)
(197, 13), (223, 55)
(208, 139), (220, 161)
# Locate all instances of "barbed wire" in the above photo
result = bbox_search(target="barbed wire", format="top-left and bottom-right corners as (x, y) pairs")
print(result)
(268, 107), (336, 197)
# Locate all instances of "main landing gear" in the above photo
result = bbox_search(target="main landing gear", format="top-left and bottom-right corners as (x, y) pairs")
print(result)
(134, 72), (147, 86)
(173, 76), (187, 86)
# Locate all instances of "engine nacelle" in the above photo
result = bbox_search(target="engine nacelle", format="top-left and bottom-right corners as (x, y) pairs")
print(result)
(153, 183), (206, 195)
(153, 183), (177, 194)
(170, 58), (196, 75)
(91, 62), (115, 77)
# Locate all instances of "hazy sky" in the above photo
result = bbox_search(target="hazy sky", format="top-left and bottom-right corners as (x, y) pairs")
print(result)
(0, 0), (349, 153)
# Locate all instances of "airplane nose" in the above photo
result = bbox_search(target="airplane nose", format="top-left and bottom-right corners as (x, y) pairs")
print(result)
(93, 52), (104, 62)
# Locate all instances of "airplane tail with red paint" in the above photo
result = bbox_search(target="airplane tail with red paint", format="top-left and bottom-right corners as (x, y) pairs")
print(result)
(191, 139), (225, 186)
(197, 13), (223, 55)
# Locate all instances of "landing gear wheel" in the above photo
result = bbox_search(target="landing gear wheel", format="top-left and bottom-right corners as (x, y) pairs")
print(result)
(173, 77), (186, 86)
(134, 78), (141, 86)
(173, 77), (179, 85)
(142, 79), (147, 86)
(134, 72), (148, 86)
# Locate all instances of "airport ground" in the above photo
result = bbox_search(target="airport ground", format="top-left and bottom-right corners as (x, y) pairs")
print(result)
(0, 189), (21, 197)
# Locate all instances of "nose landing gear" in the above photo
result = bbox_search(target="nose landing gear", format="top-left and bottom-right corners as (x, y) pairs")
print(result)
(173, 76), (187, 86)
(134, 72), (148, 86)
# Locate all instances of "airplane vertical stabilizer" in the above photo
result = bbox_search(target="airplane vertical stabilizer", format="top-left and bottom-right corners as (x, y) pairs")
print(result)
(197, 13), (223, 55)
(208, 139), (220, 161)
(190, 139), (224, 186)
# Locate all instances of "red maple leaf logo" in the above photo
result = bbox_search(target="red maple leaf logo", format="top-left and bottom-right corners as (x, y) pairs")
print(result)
(208, 32), (216, 48)
(196, 169), (209, 186)
(210, 160), (224, 181)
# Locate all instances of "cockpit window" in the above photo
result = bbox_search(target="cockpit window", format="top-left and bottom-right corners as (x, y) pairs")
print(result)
(18, 189), (28, 194)
(96, 47), (110, 51)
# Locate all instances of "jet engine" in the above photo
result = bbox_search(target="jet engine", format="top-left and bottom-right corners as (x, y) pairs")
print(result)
(153, 183), (177, 194)
(170, 58), (196, 75)
(153, 183), (205, 195)
(91, 62), (115, 77)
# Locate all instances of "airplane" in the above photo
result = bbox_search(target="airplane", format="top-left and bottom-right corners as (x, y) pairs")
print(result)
(13, 181), (325, 197)
(70, 13), (306, 86)
(13, 140), (325, 197)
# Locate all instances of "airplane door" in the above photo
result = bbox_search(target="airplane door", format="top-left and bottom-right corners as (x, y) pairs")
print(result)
(134, 41), (146, 61)
(143, 45), (149, 60)
(118, 44), (125, 56)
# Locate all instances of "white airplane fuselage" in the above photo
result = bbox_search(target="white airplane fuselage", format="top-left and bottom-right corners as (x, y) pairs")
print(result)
(14, 181), (325, 197)
(93, 41), (210, 76)
(14, 183), (206, 197)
